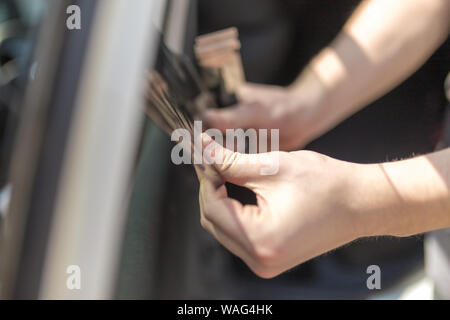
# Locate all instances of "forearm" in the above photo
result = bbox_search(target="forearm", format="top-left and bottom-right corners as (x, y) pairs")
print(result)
(197, 135), (450, 277)
(291, 0), (449, 138)
(352, 148), (450, 238)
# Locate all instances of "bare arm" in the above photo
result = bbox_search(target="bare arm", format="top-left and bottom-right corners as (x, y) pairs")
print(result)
(355, 148), (450, 238)
(295, 0), (450, 140)
(197, 0), (450, 278)
(198, 135), (450, 278)
(203, 0), (450, 150)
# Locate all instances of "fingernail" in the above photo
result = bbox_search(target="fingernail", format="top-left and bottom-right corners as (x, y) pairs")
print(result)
(202, 132), (213, 146)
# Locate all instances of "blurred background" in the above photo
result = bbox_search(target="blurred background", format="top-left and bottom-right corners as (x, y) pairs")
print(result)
(0, 0), (448, 299)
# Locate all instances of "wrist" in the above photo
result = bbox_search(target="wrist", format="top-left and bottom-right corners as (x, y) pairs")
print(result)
(341, 162), (399, 239)
(343, 158), (450, 239)
(287, 48), (355, 145)
(285, 66), (333, 144)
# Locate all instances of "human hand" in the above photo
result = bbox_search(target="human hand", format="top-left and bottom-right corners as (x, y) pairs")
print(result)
(197, 134), (367, 278)
(201, 77), (327, 151)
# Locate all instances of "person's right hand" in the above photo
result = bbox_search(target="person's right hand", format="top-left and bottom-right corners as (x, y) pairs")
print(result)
(202, 80), (326, 151)
(196, 133), (368, 278)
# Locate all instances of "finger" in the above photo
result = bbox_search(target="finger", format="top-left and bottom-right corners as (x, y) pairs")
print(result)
(201, 133), (270, 187)
(199, 175), (277, 276)
(201, 103), (259, 132)
(194, 163), (223, 186)
(193, 164), (204, 181)
(199, 205), (260, 273)
(199, 178), (259, 256)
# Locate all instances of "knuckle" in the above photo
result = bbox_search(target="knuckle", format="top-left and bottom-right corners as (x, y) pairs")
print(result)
(249, 264), (281, 279)
(202, 208), (213, 221)
(250, 242), (281, 271)
(200, 217), (208, 230)
(244, 220), (284, 278)
(248, 244), (283, 279)
(220, 150), (239, 174)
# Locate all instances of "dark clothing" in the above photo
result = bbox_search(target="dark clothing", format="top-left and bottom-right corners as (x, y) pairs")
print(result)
(117, 0), (449, 300)
(194, 0), (449, 298)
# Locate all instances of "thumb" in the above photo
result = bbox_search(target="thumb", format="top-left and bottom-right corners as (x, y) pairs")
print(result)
(201, 133), (277, 187)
